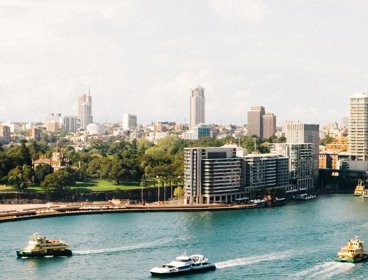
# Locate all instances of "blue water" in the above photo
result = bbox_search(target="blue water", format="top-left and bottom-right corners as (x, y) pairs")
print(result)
(1, 194), (368, 279)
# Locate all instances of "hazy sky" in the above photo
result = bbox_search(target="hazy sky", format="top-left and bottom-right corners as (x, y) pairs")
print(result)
(1, 0), (368, 126)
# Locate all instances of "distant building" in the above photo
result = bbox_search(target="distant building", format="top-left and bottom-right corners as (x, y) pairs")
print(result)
(192, 124), (211, 140)
(0, 125), (11, 144)
(45, 113), (62, 132)
(190, 86), (205, 130)
(285, 121), (319, 182)
(184, 147), (243, 204)
(63, 116), (78, 133)
(29, 127), (41, 140)
(247, 106), (265, 138)
(122, 114), (137, 130)
(86, 123), (104, 135)
(262, 113), (276, 139)
(78, 92), (93, 129)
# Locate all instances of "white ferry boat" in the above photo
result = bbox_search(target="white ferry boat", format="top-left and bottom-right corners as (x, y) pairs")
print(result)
(150, 254), (216, 276)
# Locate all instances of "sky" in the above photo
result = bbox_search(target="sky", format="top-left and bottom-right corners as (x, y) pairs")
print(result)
(1, 0), (368, 126)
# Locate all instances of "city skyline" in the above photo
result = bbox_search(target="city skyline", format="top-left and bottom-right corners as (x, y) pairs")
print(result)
(1, 1), (367, 125)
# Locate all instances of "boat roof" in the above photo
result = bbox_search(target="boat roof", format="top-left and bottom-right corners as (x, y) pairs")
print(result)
(175, 255), (191, 261)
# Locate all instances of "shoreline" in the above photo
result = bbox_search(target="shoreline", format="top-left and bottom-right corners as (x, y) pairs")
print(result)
(0, 202), (260, 223)
(0, 193), (349, 224)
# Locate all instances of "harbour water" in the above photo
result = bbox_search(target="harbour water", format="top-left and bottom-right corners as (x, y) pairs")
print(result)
(2, 194), (368, 279)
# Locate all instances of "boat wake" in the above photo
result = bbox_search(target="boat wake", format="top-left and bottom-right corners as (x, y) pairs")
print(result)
(215, 251), (294, 269)
(74, 239), (169, 255)
(291, 261), (354, 279)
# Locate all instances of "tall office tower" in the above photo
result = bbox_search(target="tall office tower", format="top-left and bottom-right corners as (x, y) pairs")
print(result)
(247, 106), (265, 138)
(78, 92), (93, 130)
(348, 93), (368, 161)
(262, 113), (276, 139)
(285, 121), (319, 182)
(190, 86), (205, 130)
(122, 114), (137, 130)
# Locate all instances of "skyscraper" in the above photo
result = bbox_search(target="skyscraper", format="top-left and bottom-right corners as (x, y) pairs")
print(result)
(190, 86), (205, 130)
(262, 113), (276, 139)
(78, 92), (93, 130)
(348, 93), (368, 162)
(247, 106), (265, 137)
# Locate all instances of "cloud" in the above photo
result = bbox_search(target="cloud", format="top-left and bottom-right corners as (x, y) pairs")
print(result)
(208, 0), (266, 25)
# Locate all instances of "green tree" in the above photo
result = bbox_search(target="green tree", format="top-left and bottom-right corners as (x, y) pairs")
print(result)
(34, 164), (53, 184)
(173, 186), (185, 198)
(7, 165), (33, 191)
(40, 168), (76, 193)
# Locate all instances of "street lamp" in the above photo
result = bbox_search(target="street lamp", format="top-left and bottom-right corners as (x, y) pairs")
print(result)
(156, 176), (160, 203)
(163, 177), (168, 205)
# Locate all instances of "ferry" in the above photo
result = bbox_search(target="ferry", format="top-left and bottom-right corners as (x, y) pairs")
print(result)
(150, 254), (216, 276)
(335, 236), (368, 263)
(16, 233), (72, 258)
(354, 182), (365, 196)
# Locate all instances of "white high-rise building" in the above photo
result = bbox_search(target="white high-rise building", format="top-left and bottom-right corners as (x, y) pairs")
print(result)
(348, 93), (368, 162)
(78, 93), (93, 130)
(190, 86), (205, 130)
(122, 114), (137, 130)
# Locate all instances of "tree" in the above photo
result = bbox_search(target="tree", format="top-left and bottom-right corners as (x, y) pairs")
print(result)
(174, 186), (185, 199)
(320, 135), (336, 146)
(40, 168), (76, 193)
(7, 165), (33, 191)
(34, 164), (53, 184)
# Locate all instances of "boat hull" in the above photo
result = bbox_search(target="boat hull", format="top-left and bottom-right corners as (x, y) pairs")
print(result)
(150, 265), (216, 277)
(335, 254), (368, 263)
(17, 249), (72, 258)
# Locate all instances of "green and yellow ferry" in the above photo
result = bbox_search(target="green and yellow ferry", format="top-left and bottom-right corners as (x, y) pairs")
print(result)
(16, 233), (72, 258)
(335, 236), (368, 263)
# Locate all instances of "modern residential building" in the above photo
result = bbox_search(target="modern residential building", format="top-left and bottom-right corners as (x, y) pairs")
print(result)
(244, 154), (289, 195)
(271, 143), (314, 192)
(78, 92), (93, 130)
(285, 121), (319, 181)
(348, 93), (368, 162)
(63, 116), (78, 133)
(122, 114), (137, 131)
(262, 113), (276, 139)
(247, 106), (265, 138)
(189, 86), (205, 130)
(184, 147), (243, 204)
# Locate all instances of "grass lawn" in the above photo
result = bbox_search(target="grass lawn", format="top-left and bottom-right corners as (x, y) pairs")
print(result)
(70, 180), (142, 192)
(0, 180), (146, 193)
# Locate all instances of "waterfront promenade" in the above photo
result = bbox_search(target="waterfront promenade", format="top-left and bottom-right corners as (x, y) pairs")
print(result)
(0, 201), (258, 223)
